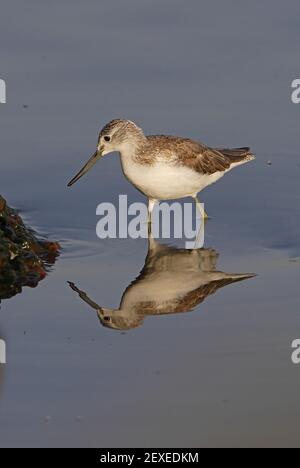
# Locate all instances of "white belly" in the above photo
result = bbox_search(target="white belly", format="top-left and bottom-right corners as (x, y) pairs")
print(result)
(120, 157), (224, 200)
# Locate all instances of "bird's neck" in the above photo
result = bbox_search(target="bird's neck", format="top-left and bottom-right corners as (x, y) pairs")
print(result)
(119, 137), (148, 163)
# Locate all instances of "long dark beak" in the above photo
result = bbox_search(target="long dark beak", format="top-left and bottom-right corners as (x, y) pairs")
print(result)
(67, 149), (103, 187)
(68, 281), (103, 312)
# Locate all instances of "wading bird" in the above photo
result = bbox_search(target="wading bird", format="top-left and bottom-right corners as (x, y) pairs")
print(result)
(68, 119), (254, 220)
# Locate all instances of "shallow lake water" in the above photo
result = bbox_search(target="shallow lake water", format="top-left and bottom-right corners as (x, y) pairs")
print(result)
(0, 0), (299, 448)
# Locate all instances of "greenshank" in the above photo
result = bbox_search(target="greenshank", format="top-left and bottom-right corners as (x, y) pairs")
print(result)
(68, 119), (254, 219)
(68, 237), (256, 331)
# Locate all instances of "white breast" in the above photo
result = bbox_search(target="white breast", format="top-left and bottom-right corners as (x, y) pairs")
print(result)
(120, 154), (224, 200)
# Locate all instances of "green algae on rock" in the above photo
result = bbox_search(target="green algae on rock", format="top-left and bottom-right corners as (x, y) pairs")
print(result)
(0, 195), (60, 300)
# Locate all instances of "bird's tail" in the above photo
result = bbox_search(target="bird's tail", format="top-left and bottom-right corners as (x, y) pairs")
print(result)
(217, 147), (255, 164)
(226, 272), (257, 282)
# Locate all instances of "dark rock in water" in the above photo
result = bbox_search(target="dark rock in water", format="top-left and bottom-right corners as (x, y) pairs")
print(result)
(0, 195), (60, 301)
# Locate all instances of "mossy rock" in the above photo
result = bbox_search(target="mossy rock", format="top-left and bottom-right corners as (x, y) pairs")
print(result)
(0, 195), (60, 300)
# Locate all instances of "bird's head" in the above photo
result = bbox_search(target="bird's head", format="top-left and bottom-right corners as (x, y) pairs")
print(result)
(67, 119), (145, 187)
(97, 307), (143, 331)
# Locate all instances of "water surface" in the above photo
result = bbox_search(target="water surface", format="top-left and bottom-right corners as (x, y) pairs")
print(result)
(0, 0), (299, 448)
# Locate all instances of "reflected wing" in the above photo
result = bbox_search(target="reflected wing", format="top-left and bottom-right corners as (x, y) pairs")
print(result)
(121, 273), (256, 317)
(169, 274), (255, 314)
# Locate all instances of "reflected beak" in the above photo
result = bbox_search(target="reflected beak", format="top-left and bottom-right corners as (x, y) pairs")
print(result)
(67, 147), (103, 187)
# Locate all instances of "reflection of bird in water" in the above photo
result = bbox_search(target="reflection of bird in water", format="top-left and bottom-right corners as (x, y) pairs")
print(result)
(68, 237), (256, 331)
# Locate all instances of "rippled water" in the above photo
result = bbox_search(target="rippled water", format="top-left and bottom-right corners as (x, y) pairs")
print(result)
(0, 0), (299, 448)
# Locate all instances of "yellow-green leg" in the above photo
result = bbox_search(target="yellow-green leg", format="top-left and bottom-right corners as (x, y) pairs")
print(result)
(193, 196), (209, 220)
(148, 199), (156, 224)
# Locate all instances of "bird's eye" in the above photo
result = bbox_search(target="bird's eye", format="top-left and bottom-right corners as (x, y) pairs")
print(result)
(103, 316), (111, 322)
(104, 136), (111, 142)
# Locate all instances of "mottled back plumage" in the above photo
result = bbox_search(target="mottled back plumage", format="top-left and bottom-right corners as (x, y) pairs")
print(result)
(142, 135), (253, 174)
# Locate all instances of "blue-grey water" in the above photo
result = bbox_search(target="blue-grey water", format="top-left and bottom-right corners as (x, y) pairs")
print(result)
(0, 0), (299, 448)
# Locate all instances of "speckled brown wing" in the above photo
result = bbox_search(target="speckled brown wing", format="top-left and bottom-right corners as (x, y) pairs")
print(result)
(185, 144), (232, 174)
(147, 135), (232, 174)
(168, 276), (253, 314)
(127, 275), (255, 317)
